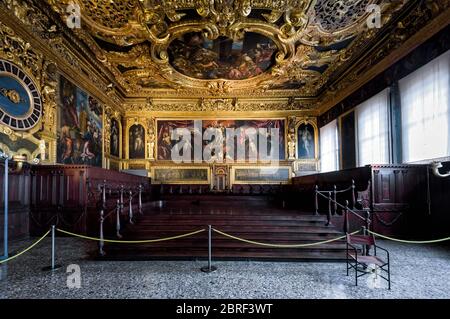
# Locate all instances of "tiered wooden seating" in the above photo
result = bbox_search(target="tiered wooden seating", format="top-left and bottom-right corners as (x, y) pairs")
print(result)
(101, 194), (347, 261)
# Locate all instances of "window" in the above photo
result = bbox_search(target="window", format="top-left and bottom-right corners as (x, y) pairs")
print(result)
(320, 120), (339, 172)
(400, 50), (450, 163)
(356, 89), (390, 166)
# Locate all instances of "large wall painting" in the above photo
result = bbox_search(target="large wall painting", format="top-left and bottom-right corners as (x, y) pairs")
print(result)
(152, 167), (210, 184)
(168, 32), (278, 80)
(129, 124), (145, 159)
(57, 76), (103, 166)
(297, 123), (316, 159)
(157, 119), (285, 162)
(232, 167), (291, 184)
(110, 118), (120, 158)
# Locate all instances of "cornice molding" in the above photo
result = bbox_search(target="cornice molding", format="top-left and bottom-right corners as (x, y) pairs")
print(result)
(0, 0), (124, 111)
(317, 3), (450, 115)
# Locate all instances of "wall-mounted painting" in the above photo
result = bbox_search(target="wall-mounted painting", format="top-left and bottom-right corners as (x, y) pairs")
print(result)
(129, 124), (145, 159)
(152, 167), (210, 184)
(232, 167), (291, 184)
(297, 123), (316, 159)
(156, 119), (285, 162)
(57, 76), (103, 167)
(110, 118), (120, 157)
(168, 32), (278, 80)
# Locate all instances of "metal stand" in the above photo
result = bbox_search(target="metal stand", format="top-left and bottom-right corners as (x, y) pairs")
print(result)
(42, 225), (62, 271)
(201, 225), (217, 273)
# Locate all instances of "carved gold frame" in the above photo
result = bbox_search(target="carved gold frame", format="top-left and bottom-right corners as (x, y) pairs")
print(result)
(295, 117), (319, 161)
(125, 117), (149, 161)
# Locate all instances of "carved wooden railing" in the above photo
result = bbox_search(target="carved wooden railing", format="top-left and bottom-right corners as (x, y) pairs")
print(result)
(315, 180), (372, 233)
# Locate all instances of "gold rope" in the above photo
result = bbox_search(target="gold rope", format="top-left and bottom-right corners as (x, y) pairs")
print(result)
(212, 228), (360, 248)
(56, 228), (206, 244)
(367, 229), (450, 244)
(0, 230), (51, 264)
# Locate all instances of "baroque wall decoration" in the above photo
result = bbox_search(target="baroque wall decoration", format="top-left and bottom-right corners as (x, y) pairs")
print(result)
(0, 20), (57, 163)
(0, 0), (448, 173)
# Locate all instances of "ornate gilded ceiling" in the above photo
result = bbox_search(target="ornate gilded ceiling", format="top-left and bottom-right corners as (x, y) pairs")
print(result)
(42, 0), (412, 100)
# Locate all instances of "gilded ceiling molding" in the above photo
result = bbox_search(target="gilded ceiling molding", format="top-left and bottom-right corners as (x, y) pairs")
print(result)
(4, 0), (444, 115)
(318, 0), (450, 114)
(43, 0), (406, 101)
(124, 97), (317, 113)
(0, 0), (124, 111)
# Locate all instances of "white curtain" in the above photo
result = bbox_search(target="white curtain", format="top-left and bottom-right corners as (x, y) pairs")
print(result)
(356, 89), (390, 166)
(320, 120), (339, 172)
(400, 50), (450, 163)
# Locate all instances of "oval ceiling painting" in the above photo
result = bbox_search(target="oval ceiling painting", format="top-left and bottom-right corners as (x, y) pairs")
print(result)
(168, 32), (278, 80)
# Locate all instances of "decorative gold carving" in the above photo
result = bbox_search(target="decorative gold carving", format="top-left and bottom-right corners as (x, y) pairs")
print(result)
(147, 117), (156, 161)
(41, 0), (413, 102)
(125, 97), (316, 113)
(287, 116), (297, 160)
(0, 88), (23, 104)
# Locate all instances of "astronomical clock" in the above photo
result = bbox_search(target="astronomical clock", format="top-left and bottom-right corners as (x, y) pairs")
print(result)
(0, 59), (42, 131)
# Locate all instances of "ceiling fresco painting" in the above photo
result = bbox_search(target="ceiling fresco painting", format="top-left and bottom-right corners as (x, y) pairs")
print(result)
(41, 0), (414, 98)
(25, 0), (447, 111)
(168, 32), (278, 80)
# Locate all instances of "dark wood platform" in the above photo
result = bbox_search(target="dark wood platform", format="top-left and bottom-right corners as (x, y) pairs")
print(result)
(100, 195), (347, 261)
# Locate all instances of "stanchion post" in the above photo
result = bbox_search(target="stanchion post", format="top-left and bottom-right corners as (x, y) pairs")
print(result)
(138, 184), (143, 215)
(327, 191), (332, 226)
(128, 190), (134, 224)
(99, 209), (105, 256)
(101, 180), (106, 208)
(42, 225), (62, 271)
(333, 185), (337, 215)
(344, 200), (349, 234)
(116, 199), (122, 238)
(119, 185), (124, 214)
(201, 225), (217, 273)
(314, 185), (319, 215)
(351, 179), (356, 209)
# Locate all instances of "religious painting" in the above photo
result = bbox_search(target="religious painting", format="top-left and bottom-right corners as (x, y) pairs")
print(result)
(129, 124), (145, 159)
(168, 32), (278, 80)
(110, 118), (120, 157)
(297, 123), (316, 159)
(233, 167), (291, 183)
(153, 168), (210, 184)
(57, 76), (103, 167)
(156, 119), (285, 162)
(157, 120), (194, 161)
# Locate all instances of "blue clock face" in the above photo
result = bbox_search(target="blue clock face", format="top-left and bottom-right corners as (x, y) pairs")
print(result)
(0, 60), (42, 130)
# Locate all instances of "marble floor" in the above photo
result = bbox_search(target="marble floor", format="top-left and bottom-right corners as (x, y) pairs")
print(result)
(0, 236), (449, 299)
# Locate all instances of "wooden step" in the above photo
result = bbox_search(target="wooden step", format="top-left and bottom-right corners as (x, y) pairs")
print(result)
(101, 196), (346, 261)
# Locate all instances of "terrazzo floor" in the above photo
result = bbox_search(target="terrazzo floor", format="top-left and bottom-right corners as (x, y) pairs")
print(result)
(0, 237), (449, 299)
